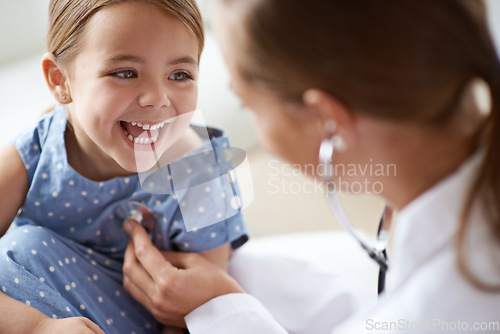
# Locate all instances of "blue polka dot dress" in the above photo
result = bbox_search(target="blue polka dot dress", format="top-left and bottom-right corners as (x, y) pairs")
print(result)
(0, 105), (248, 333)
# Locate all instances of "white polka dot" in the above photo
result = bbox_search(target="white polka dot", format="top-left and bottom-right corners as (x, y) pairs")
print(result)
(42, 173), (48, 179)
(31, 250), (37, 255)
(34, 201), (40, 206)
(186, 168), (192, 174)
(69, 227), (75, 233)
(14, 278), (19, 284)
(65, 258), (70, 264)
(93, 199), (99, 204)
(163, 217), (167, 224)
(80, 304), (85, 310)
(181, 201), (186, 207)
(145, 323), (152, 329)
(72, 257), (76, 263)
(221, 192), (226, 198)
(87, 248), (94, 254)
(168, 175), (172, 180)
(51, 238), (56, 244)
(184, 242), (190, 248)
(87, 218), (92, 224)
(52, 192), (58, 198)
(5, 256), (10, 263)
(91, 260), (97, 266)
(81, 191), (87, 196)
(1, 287), (5, 292)
(52, 314), (57, 319)
(49, 266), (55, 272)
(217, 212), (223, 219)
(39, 277), (45, 283)
(26, 300), (31, 306)
(110, 189), (116, 194)
(120, 311), (126, 317)
(208, 167), (213, 173)
(98, 296), (103, 303)
(23, 229), (29, 233)
(69, 180), (75, 186)
(65, 202), (71, 208)
(172, 194), (178, 200)
(173, 220), (178, 226)
(57, 163), (63, 170)
(115, 290), (121, 297)
(66, 307), (71, 312)
(192, 227), (198, 232)
(96, 230), (101, 236)
(198, 207), (205, 213)
(65, 285), (71, 291)
(156, 200), (162, 206)
(11, 241), (16, 246)
(48, 212), (54, 217)
(235, 225), (241, 232)
(71, 282), (76, 288)
(148, 182), (155, 189)
(33, 144), (39, 150)
(42, 241), (47, 247)
(205, 187), (211, 193)
(124, 178), (130, 184)
(77, 208), (83, 212)
(92, 274), (98, 281)
(99, 182), (104, 187)
(58, 261), (63, 266)
(106, 319), (113, 325)
(211, 232), (217, 238)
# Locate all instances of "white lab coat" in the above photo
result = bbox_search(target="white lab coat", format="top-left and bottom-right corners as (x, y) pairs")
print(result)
(185, 153), (500, 333)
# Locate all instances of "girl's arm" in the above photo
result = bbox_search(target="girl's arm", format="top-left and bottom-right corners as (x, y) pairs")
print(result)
(0, 143), (29, 237)
(0, 291), (104, 333)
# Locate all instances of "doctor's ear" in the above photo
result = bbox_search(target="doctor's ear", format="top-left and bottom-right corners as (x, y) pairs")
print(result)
(302, 89), (357, 147)
(41, 53), (72, 104)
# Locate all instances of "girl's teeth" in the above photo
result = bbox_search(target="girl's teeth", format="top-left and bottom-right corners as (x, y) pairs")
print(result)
(123, 120), (164, 145)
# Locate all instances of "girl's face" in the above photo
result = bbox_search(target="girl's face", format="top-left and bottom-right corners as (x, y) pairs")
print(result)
(64, 1), (199, 178)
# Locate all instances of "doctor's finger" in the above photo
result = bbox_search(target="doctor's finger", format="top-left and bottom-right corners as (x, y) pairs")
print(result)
(124, 219), (180, 283)
(159, 250), (206, 269)
(123, 242), (157, 297)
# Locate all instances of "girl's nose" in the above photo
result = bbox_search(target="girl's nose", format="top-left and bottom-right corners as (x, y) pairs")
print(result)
(138, 80), (171, 109)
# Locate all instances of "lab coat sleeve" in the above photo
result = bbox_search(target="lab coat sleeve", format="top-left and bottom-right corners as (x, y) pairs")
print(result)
(185, 293), (288, 334)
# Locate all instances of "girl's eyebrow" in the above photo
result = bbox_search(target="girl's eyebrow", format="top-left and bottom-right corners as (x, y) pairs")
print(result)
(169, 56), (198, 66)
(105, 55), (144, 64)
(104, 55), (198, 66)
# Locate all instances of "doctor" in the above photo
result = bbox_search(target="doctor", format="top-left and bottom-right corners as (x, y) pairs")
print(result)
(122, 0), (500, 332)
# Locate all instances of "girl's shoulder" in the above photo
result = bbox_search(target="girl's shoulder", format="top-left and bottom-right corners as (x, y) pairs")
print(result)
(11, 105), (67, 182)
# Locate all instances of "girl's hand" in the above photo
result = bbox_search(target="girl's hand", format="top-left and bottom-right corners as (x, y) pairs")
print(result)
(33, 317), (104, 334)
(122, 220), (244, 328)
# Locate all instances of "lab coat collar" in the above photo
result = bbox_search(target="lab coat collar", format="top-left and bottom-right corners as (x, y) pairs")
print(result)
(389, 151), (484, 291)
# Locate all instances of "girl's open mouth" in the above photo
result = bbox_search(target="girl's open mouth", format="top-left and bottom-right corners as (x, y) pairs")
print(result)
(120, 120), (170, 144)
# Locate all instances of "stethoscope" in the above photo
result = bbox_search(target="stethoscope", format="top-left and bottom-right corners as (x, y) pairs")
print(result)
(319, 122), (393, 295)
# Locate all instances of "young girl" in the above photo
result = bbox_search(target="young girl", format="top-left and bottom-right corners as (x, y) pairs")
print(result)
(0, 0), (248, 333)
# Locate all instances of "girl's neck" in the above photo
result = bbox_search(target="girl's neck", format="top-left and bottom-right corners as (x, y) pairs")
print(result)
(64, 127), (134, 182)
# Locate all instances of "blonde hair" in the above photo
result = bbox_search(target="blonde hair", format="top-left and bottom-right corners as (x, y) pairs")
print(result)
(47, 0), (204, 67)
(225, 0), (500, 290)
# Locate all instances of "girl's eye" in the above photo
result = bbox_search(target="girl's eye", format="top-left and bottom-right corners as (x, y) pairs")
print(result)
(111, 70), (137, 79)
(168, 72), (192, 81)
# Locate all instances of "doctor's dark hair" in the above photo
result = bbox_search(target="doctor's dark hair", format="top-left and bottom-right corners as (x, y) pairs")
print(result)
(223, 0), (500, 290)
(47, 0), (204, 67)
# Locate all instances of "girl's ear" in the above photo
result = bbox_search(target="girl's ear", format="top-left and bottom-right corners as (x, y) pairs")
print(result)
(41, 53), (72, 104)
(302, 88), (357, 148)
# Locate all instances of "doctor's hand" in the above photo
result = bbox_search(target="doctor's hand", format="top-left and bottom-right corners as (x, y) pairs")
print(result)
(122, 220), (244, 328)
